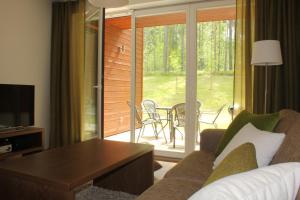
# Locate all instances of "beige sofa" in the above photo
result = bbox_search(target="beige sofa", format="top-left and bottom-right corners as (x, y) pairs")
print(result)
(137, 109), (300, 200)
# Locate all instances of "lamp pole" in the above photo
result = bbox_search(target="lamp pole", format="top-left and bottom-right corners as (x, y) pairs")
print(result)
(264, 64), (268, 113)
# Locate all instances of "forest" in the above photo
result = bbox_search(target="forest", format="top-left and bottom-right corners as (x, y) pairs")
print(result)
(143, 20), (236, 74)
(142, 20), (236, 113)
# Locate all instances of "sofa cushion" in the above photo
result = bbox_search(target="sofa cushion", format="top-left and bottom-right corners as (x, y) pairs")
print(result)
(274, 110), (300, 199)
(272, 117), (300, 164)
(136, 178), (202, 200)
(271, 109), (300, 200)
(214, 123), (285, 168)
(205, 143), (258, 186)
(164, 151), (214, 182)
(215, 110), (280, 156)
(200, 129), (225, 154)
(275, 109), (300, 133)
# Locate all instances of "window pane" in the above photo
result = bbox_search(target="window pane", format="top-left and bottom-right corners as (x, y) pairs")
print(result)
(83, 1), (99, 140)
(136, 12), (187, 153)
(196, 7), (236, 148)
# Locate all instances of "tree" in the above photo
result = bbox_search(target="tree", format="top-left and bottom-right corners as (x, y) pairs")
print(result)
(163, 26), (169, 73)
(217, 22), (221, 72)
(228, 20), (234, 70)
(224, 21), (229, 71)
(142, 19), (235, 74)
(181, 25), (185, 71)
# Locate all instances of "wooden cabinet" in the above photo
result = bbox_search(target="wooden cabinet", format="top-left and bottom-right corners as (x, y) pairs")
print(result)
(0, 127), (44, 160)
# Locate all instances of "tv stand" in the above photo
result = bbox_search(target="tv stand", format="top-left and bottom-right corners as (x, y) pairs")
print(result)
(0, 126), (27, 132)
(15, 126), (27, 131)
(0, 127), (44, 160)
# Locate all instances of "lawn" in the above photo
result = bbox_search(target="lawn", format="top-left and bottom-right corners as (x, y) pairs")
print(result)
(143, 73), (234, 111)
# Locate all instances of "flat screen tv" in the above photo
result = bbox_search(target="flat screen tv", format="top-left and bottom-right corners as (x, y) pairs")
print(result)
(0, 84), (34, 130)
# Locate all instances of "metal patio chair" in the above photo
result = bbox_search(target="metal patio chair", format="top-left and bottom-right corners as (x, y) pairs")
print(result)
(142, 99), (168, 143)
(127, 101), (165, 143)
(171, 101), (201, 148)
(199, 104), (226, 128)
(127, 101), (159, 143)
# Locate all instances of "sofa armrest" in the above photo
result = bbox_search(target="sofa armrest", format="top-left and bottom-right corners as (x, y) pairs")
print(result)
(200, 129), (225, 154)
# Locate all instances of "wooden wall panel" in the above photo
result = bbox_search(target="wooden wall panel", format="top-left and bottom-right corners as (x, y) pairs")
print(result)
(106, 16), (131, 30)
(136, 7), (236, 28)
(136, 28), (144, 112)
(103, 7), (236, 30)
(104, 20), (143, 137)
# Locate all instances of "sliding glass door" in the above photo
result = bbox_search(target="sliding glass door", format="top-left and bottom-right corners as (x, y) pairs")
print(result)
(83, 1), (100, 140)
(130, 1), (235, 157)
(195, 5), (236, 149)
(102, 0), (236, 158)
(134, 10), (187, 156)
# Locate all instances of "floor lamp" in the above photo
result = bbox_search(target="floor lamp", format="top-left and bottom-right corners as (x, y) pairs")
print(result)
(251, 40), (283, 113)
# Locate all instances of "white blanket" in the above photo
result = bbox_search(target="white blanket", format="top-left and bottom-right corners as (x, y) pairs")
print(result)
(189, 162), (300, 200)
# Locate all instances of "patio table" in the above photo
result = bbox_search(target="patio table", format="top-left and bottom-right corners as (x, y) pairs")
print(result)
(156, 106), (173, 142)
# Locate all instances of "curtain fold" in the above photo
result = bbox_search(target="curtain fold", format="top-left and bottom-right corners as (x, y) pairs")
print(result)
(253, 0), (300, 113)
(234, 0), (255, 114)
(50, 0), (85, 148)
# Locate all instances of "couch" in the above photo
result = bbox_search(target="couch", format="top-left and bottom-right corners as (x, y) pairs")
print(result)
(137, 109), (300, 200)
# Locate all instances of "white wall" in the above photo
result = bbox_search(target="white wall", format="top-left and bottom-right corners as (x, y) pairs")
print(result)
(0, 0), (52, 148)
(129, 0), (160, 4)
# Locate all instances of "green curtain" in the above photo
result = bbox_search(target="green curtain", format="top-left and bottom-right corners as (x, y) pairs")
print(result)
(233, 0), (255, 115)
(253, 0), (300, 113)
(50, 0), (85, 148)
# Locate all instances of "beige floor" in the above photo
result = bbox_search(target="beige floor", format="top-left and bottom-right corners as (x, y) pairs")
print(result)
(154, 161), (177, 181)
(106, 111), (231, 153)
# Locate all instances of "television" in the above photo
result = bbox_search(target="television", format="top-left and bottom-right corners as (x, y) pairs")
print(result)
(0, 84), (34, 130)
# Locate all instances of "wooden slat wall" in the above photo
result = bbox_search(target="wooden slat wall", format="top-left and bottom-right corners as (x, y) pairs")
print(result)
(136, 28), (144, 118)
(136, 7), (236, 28)
(106, 16), (131, 30)
(104, 22), (143, 137)
(105, 7), (236, 30)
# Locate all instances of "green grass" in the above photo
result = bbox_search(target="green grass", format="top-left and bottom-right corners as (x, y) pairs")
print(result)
(143, 73), (234, 111)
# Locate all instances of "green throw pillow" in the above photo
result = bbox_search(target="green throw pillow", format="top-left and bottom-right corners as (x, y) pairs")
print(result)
(204, 143), (258, 186)
(215, 110), (280, 157)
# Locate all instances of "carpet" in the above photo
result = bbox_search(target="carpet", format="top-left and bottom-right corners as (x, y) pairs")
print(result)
(76, 186), (137, 200)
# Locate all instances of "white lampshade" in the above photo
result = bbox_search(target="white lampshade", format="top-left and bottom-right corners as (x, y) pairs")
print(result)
(251, 40), (283, 66)
(88, 0), (129, 8)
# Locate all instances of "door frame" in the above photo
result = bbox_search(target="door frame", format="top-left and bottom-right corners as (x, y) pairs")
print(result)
(99, 0), (236, 158)
(131, 4), (191, 159)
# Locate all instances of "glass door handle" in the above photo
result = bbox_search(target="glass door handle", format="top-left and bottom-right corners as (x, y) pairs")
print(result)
(93, 85), (102, 89)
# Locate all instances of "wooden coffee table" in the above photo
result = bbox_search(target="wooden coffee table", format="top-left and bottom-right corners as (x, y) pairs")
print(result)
(0, 139), (154, 200)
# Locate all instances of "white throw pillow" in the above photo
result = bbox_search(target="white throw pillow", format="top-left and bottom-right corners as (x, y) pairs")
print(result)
(214, 123), (285, 168)
(189, 162), (300, 200)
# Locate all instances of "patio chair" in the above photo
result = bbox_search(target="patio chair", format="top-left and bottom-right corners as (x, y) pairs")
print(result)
(171, 101), (201, 148)
(199, 104), (226, 128)
(127, 101), (166, 143)
(142, 99), (168, 143)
